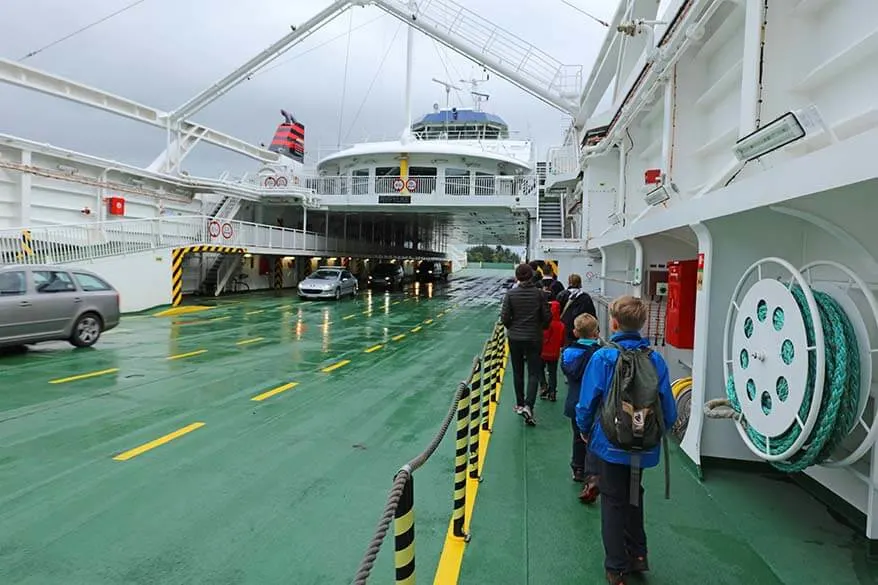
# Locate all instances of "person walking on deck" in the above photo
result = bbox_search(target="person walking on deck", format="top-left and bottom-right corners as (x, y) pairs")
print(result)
(575, 295), (677, 585)
(557, 273), (597, 348)
(538, 300), (565, 402)
(500, 263), (551, 426)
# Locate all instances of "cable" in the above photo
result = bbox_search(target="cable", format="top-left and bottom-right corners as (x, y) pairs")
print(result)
(19, 0), (149, 61)
(336, 10), (354, 148)
(253, 13), (386, 78)
(343, 22), (404, 142)
(725, 285), (861, 473)
(559, 0), (610, 27)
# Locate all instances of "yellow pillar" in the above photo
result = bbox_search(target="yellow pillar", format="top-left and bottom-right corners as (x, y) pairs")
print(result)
(400, 155), (409, 194)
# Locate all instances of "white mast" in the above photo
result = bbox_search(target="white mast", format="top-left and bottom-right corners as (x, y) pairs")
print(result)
(401, 1), (416, 144)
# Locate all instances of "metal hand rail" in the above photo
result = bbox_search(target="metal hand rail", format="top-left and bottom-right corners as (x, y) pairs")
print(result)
(351, 322), (507, 584)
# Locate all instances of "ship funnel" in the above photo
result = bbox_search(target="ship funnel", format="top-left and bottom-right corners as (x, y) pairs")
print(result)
(269, 110), (305, 163)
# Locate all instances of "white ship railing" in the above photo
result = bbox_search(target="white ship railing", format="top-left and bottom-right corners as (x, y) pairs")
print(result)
(0, 215), (443, 265)
(234, 173), (539, 198)
(546, 144), (580, 176)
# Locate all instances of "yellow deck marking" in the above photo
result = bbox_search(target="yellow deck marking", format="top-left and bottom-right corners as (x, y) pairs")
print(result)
(343, 314), (356, 320)
(424, 319), (434, 324)
(49, 368), (119, 385)
(392, 334), (406, 341)
(209, 316), (231, 322)
(432, 349), (508, 585)
(392, 301), (401, 305)
(245, 310), (264, 315)
(153, 305), (211, 317)
(411, 326), (422, 333)
(166, 349), (207, 361)
(362, 310), (371, 315)
(321, 359), (351, 373)
(365, 344), (383, 353)
(113, 422), (205, 461)
(236, 337), (264, 346)
(251, 382), (299, 402)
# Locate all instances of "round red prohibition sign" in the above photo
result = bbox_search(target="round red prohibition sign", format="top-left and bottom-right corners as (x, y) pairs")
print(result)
(392, 178), (404, 192)
(221, 223), (234, 239)
(406, 178), (417, 191)
(208, 220), (221, 238)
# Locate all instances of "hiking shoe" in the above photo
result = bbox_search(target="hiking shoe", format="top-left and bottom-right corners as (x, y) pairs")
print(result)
(522, 405), (536, 426)
(605, 570), (626, 585)
(571, 468), (585, 483)
(579, 480), (600, 504)
(627, 555), (649, 573)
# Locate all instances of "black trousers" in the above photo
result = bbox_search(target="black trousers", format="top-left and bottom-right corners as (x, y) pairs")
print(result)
(598, 459), (647, 572)
(539, 359), (559, 393)
(507, 338), (542, 408)
(571, 419), (601, 476)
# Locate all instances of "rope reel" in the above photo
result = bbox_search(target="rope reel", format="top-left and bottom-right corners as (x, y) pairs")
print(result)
(671, 376), (693, 441)
(716, 257), (878, 473)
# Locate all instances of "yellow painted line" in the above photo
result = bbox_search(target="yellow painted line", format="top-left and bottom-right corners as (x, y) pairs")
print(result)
(321, 359), (351, 373)
(49, 368), (119, 385)
(392, 334), (406, 342)
(236, 337), (264, 346)
(113, 422), (205, 461)
(365, 344), (383, 353)
(432, 347), (508, 584)
(209, 316), (231, 322)
(153, 305), (211, 317)
(245, 310), (264, 315)
(362, 310), (371, 315)
(392, 301), (401, 305)
(166, 349), (208, 361)
(343, 314), (356, 320)
(411, 326), (422, 333)
(424, 319), (434, 324)
(251, 382), (299, 402)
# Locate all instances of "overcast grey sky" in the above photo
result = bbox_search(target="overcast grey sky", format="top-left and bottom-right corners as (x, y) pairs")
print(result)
(0, 0), (619, 178)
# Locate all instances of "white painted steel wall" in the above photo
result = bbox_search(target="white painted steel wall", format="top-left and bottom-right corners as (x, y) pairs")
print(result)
(67, 249), (173, 313)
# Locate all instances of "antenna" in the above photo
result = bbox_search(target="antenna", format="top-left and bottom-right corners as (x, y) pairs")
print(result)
(431, 77), (461, 108)
(460, 72), (490, 111)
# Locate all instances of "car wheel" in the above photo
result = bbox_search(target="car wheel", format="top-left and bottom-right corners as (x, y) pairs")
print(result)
(70, 312), (103, 348)
(335, 287), (341, 300)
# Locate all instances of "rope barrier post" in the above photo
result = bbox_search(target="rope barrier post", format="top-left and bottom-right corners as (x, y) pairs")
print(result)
(451, 380), (471, 541)
(491, 324), (506, 403)
(394, 467), (416, 585)
(468, 356), (483, 481)
(481, 336), (494, 431)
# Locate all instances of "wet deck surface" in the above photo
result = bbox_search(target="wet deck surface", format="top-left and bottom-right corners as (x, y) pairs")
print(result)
(459, 362), (878, 584)
(4, 268), (877, 584)
(0, 271), (508, 585)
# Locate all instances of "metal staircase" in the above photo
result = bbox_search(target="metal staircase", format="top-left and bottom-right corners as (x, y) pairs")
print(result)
(538, 196), (563, 239)
(209, 195), (243, 221)
(372, 0), (582, 114)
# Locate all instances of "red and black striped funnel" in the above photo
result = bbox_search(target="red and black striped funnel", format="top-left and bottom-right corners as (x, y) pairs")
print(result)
(269, 109), (305, 163)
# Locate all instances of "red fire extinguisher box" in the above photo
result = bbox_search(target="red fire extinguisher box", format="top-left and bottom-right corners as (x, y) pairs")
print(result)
(107, 196), (125, 216)
(665, 259), (699, 349)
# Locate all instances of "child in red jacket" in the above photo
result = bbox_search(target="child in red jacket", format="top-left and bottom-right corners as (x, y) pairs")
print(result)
(539, 300), (566, 401)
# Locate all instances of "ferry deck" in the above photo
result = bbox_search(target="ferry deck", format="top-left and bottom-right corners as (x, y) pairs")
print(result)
(2, 270), (876, 584)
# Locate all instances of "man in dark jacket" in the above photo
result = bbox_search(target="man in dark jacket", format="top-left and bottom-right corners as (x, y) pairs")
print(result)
(558, 273), (597, 347)
(500, 263), (551, 426)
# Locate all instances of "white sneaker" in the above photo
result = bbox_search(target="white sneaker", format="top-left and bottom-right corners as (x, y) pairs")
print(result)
(513, 405), (524, 415)
(522, 405), (536, 426)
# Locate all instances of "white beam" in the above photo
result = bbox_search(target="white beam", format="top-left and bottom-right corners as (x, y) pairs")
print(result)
(170, 0), (357, 122)
(0, 57), (280, 165)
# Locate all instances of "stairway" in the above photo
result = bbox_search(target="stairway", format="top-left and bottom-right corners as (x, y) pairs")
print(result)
(539, 197), (563, 239)
(209, 194), (243, 221)
(199, 253), (225, 296)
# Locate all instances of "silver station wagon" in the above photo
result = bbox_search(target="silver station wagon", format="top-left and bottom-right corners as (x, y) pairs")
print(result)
(0, 264), (121, 348)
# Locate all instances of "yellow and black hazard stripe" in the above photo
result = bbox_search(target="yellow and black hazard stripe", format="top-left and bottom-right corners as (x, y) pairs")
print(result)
(273, 256), (283, 289)
(171, 245), (248, 307)
(17, 230), (34, 259)
(393, 476), (416, 584)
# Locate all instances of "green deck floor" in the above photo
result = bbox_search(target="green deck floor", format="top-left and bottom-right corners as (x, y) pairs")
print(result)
(0, 271), (508, 584)
(458, 370), (878, 585)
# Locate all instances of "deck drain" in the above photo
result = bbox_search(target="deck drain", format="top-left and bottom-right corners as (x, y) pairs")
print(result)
(352, 443), (367, 450)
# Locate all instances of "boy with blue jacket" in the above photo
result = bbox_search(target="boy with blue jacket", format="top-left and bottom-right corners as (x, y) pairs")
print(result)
(575, 295), (677, 585)
(560, 312), (602, 502)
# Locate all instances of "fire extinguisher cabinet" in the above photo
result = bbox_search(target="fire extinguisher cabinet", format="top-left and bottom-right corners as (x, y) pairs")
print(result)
(664, 259), (699, 349)
(107, 196), (126, 216)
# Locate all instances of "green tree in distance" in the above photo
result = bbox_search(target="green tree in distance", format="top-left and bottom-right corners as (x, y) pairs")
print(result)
(466, 245), (521, 264)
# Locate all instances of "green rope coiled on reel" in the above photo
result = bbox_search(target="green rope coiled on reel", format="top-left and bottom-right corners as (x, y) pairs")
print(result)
(726, 284), (861, 473)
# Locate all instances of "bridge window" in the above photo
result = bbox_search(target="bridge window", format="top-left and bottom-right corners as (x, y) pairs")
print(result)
(474, 172), (495, 196)
(375, 166), (401, 193)
(409, 167), (437, 194)
(445, 168), (469, 196)
(352, 169), (369, 195)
